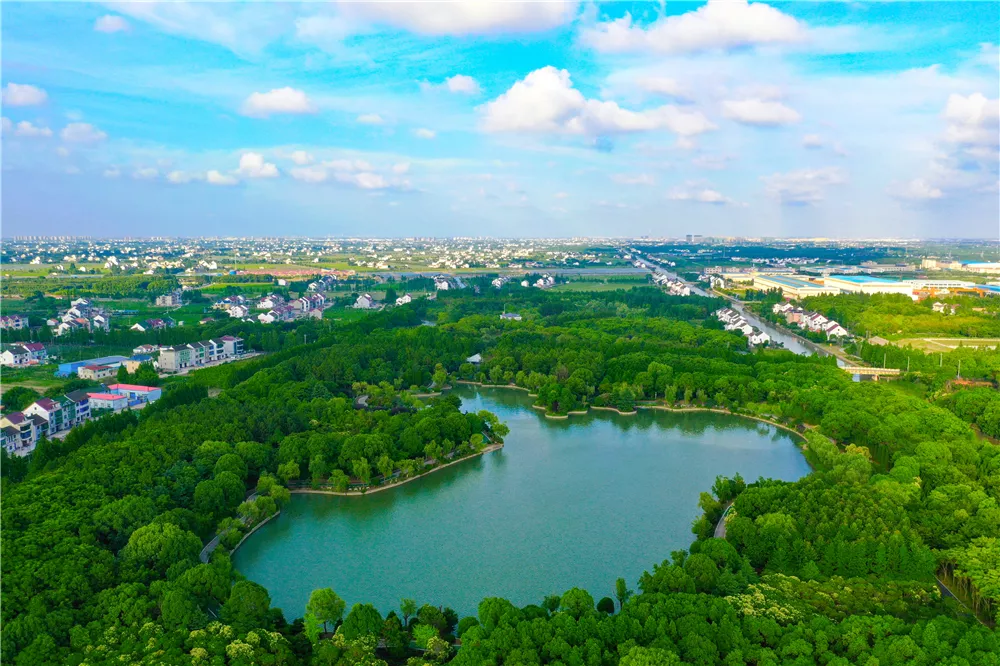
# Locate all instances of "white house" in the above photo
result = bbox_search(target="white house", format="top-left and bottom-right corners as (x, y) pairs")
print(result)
(749, 330), (771, 346)
(354, 294), (377, 310)
(1, 345), (31, 367)
(395, 293), (412, 306)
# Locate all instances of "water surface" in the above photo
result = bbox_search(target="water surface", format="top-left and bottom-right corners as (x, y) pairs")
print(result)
(234, 386), (810, 618)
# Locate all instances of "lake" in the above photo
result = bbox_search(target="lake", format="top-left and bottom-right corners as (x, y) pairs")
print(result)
(233, 386), (811, 619)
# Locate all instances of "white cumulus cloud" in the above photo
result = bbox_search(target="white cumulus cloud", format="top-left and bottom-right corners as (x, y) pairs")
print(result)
(445, 74), (481, 94)
(481, 66), (715, 137)
(723, 98), (801, 126)
(802, 134), (824, 149)
(167, 170), (198, 184)
(611, 173), (655, 185)
(341, 1), (577, 36)
(103, 167), (121, 178)
(289, 150), (314, 165)
(414, 128), (437, 139)
(94, 15), (130, 33)
(241, 87), (316, 117)
(943, 92), (1000, 146)
(61, 122), (108, 143)
(207, 170), (239, 186)
(667, 183), (735, 204)
(132, 167), (159, 180)
(762, 167), (846, 205)
(890, 178), (943, 200)
(357, 113), (385, 125)
(582, 0), (805, 54)
(13, 121), (53, 138)
(238, 152), (279, 178)
(2, 83), (48, 107)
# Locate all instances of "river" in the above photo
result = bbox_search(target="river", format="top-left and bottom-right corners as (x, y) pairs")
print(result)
(233, 386), (811, 620)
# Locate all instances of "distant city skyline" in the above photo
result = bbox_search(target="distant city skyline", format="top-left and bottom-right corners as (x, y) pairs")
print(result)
(2, 1), (998, 238)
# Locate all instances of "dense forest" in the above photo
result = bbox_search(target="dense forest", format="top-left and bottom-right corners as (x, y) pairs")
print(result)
(2, 288), (998, 665)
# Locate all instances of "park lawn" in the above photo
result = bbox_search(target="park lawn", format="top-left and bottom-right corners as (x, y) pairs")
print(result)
(322, 307), (377, 324)
(895, 337), (1000, 352)
(551, 281), (648, 292)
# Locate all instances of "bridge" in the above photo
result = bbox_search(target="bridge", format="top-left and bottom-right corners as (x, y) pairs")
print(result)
(842, 365), (901, 377)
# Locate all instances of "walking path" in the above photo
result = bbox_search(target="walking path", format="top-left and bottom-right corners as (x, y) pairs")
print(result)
(714, 502), (733, 539)
(199, 490), (258, 563)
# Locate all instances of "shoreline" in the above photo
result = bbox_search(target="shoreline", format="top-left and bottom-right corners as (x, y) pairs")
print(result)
(289, 443), (504, 497)
(457, 383), (804, 437)
(229, 509), (282, 556)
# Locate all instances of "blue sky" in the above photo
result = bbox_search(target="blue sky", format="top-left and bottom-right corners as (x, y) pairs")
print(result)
(2, 1), (998, 238)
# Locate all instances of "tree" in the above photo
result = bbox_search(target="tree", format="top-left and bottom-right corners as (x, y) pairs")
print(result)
(352, 457), (372, 485)
(400, 598), (417, 627)
(559, 588), (594, 618)
(614, 577), (633, 610)
(340, 603), (384, 640)
(220, 580), (271, 633)
(116, 364), (129, 383)
(596, 597), (615, 614)
(277, 460), (300, 484)
(306, 588), (346, 632)
(119, 522), (201, 583)
(2, 386), (41, 411)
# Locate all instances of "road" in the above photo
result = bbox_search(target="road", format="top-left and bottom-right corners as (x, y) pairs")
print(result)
(714, 503), (733, 539)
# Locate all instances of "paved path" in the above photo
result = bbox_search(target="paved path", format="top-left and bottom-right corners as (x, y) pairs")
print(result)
(714, 502), (733, 539)
(199, 490), (258, 563)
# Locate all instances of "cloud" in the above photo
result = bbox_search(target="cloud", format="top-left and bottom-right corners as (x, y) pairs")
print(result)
(103, 167), (121, 178)
(445, 75), (481, 95)
(1, 117), (10, 134)
(61, 122), (108, 143)
(357, 113), (384, 125)
(392, 162), (410, 174)
(207, 170), (239, 186)
(611, 173), (655, 185)
(554, 191), (569, 199)
(290, 165), (329, 183)
(336, 172), (388, 189)
(414, 128), (437, 139)
(12, 121), (53, 138)
(692, 154), (732, 170)
(635, 76), (689, 100)
(762, 167), (846, 205)
(341, 1), (577, 36)
(481, 66), (715, 137)
(2, 83), (47, 107)
(289, 150), (314, 165)
(723, 99), (801, 126)
(581, 0), (805, 54)
(890, 178), (943, 200)
(238, 152), (279, 178)
(167, 170), (198, 184)
(667, 183), (735, 204)
(241, 88), (316, 117)
(94, 15), (130, 33)
(295, 15), (356, 44)
(943, 92), (1000, 146)
(802, 134), (824, 149)
(132, 167), (159, 180)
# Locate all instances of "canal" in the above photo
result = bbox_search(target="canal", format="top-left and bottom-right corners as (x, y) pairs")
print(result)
(233, 386), (811, 619)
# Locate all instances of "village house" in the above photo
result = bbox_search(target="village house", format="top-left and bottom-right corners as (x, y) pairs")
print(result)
(500, 312), (523, 321)
(123, 355), (154, 373)
(133, 344), (159, 355)
(395, 293), (413, 306)
(932, 302), (958, 315)
(354, 293), (377, 310)
(158, 336), (244, 372)
(257, 294), (285, 310)
(87, 392), (129, 413)
(1, 345), (31, 367)
(0, 314), (29, 330)
(106, 383), (162, 405)
(78, 364), (117, 381)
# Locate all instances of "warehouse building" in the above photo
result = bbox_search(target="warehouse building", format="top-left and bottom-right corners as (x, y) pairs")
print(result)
(55, 355), (129, 377)
(823, 275), (914, 297)
(753, 275), (841, 299)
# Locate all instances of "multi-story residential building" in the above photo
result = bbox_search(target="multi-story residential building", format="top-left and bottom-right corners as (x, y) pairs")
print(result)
(23, 398), (67, 436)
(1, 345), (32, 367)
(78, 364), (116, 380)
(155, 290), (183, 306)
(0, 314), (29, 330)
(61, 390), (91, 426)
(159, 336), (244, 372)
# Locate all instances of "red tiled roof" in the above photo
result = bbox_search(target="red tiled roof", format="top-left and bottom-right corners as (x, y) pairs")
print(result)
(87, 393), (127, 401)
(82, 364), (110, 371)
(22, 343), (45, 351)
